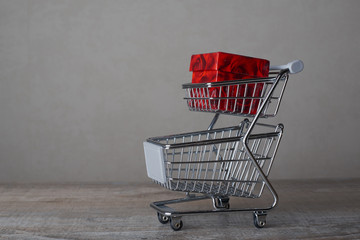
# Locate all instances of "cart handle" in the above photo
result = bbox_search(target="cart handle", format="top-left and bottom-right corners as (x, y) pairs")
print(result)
(270, 60), (304, 74)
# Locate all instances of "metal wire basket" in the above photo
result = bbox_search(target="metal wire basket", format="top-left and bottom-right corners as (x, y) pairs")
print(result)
(144, 121), (283, 199)
(183, 72), (289, 117)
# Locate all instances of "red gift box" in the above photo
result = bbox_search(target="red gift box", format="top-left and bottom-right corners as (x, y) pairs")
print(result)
(189, 52), (269, 114)
(190, 52), (269, 78)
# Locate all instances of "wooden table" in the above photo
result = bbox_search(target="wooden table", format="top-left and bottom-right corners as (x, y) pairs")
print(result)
(0, 179), (359, 239)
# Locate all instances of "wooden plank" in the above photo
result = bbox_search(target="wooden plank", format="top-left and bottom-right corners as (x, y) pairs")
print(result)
(0, 179), (359, 239)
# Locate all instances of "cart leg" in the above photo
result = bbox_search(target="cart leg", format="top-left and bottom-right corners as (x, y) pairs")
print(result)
(253, 211), (267, 228)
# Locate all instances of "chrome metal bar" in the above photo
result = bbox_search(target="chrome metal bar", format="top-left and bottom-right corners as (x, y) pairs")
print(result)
(182, 77), (279, 89)
(239, 70), (288, 208)
(207, 113), (220, 131)
(148, 132), (280, 149)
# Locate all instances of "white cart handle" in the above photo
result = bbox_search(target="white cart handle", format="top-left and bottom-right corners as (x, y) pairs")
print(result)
(270, 60), (304, 74)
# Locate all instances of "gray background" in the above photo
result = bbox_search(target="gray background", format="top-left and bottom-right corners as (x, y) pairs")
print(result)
(0, 0), (359, 183)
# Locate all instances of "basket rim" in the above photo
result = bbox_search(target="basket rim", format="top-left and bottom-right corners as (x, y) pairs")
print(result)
(146, 131), (281, 149)
(182, 76), (278, 89)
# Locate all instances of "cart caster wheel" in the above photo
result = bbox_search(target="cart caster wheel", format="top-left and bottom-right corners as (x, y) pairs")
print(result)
(170, 218), (183, 231)
(253, 211), (267, 228)
(157, 212), (169, 224)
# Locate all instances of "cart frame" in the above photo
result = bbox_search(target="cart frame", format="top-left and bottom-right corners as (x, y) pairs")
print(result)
(144, 61), (303, 230)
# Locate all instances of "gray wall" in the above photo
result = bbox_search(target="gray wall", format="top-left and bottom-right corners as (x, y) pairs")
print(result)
(0, 0), (359, 183)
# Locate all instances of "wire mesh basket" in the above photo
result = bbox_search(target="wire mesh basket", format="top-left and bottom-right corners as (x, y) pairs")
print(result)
(183, 72), (289, 117)
(144, 121), (283, 199)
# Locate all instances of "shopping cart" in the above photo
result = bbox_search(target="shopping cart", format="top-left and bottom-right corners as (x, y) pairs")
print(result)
(144, 60), (303, 231)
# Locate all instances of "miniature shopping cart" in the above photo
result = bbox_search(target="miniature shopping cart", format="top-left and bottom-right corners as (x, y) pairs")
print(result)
(144, 60), (303, 231)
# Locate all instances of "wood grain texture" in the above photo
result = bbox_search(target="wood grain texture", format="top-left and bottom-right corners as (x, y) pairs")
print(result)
(0, 179), (359, 240)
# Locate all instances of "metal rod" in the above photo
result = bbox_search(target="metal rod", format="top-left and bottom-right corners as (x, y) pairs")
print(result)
(208, 113), (220, 131)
